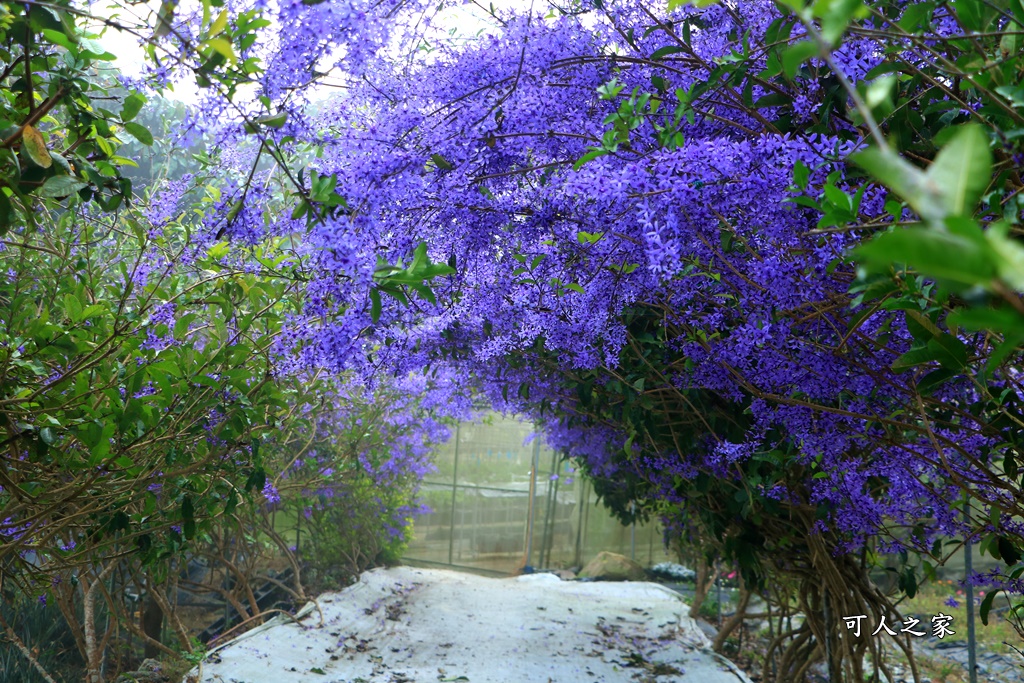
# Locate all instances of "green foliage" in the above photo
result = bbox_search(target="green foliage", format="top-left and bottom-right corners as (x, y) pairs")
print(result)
(370, 242), (457, 321)
(0, 204), (319, 584)
(300, 475), (413, 587)
(853, 125), (991, 224)
(259, 385), (443, 591)
(0, 593), (86, 682)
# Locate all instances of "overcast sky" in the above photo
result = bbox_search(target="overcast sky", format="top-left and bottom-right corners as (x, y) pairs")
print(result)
(93, 0), (519, 103)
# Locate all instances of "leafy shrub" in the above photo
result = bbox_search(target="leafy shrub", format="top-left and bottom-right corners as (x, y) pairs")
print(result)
(0, 592), (86, 682)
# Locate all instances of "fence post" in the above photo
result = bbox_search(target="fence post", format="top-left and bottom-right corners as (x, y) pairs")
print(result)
(965, 500), (978, 683)
(630, 501), (636, 562)
(541, 450), (559, 568)
(524, 436), (540, 570)
(574, 479), (586, 568)
(716, 564), (723, 625)
(448, 424), (460, 565)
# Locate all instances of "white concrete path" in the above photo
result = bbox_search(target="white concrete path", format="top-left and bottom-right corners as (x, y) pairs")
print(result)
(189, 566), (752, 683)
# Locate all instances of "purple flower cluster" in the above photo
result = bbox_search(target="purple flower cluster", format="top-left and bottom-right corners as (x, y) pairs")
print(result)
(228, 0), (999, 562)
(136, 0), (1014, 590)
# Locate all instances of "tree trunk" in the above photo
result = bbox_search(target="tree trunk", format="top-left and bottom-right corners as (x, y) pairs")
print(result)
(142, 594), (163, 659)
(688, 555), (717, 619)
(84, 561), (117, 683)
(712, 575), (751, 653)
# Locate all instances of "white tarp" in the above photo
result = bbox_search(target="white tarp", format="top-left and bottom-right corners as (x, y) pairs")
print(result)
(189, 566), (752, 683)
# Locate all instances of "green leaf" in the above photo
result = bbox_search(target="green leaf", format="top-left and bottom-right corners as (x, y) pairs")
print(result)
(63, 293), (83, 323)
(947, 306), (1024, 334)
(851, 147), (939, 222)
(776, 0), (807, 11)
(998, 536), (1023, 564)
(49, 151), (72, 175)
(985, 222), (1024, 291)
(853, 227), (995, 287)
(898, 567), (918, 598)
(0, 191), (11, 234)
(986, 330), (1024, 372)
(224, 488), (239, 515)
(997, 85), (1024, 108)
(816, 0), (867, 45)
(898, 1), (935, 31)
(650, 45), (687, 60)
(925, 124), (991, 218)
(38, 176), (87, 198)
(951, 0), (983, 32)
(254, 111), (288, 128)
(77, 38), (116, 60)
(412, 241), (428, 271)
(120, 93), (147, 122)
(123, 122), (154, 146)
(182, 495), (196, 539)
(916, 368), (955, 394)
(430, 153), (454, 170)
(204, 37), (237, 64)
(668, 0), (719, 8)
(792, 161), (810, 190)
(891, 346), (941, 372)
(246, 467), (266, 492)
(573, 149), (608, 171)
(209, 9), (229, 37)
(926, 334), (968, 370)
(369, 288), (382, 323)
(782, 41), (818, 79)
(864, 75), (896, 111)
(980, 589), (997, 625)
(21, 125), (52, 168)
(28, 6), (64, 35)
(41, 28), (76, 51)
(1001, 23), (1021, 58)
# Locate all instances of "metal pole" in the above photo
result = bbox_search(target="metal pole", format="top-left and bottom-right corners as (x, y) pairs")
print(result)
(574, 478), (585, 568)
(630, 501), (636, 562)
(524, 435), (540, 570)
(448, 424), (460, 566)
(965, 500), (978, 683)
(548, 472), (560, 567)
(541, 450), (558, 568)
(716, 565), (723, 625)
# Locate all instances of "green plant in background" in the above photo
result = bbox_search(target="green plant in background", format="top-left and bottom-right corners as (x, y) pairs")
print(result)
(0, 592), (86, 682)
(253, 381), (449, 592)
(0, 5), (336, 674)
(0, 0), (460, 676)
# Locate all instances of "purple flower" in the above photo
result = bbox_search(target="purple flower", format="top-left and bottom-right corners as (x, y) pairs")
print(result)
(262, 481), (281, 506)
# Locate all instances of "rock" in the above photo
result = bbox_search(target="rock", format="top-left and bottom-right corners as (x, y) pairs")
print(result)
(696, 619), (719, 641)
(578, 551), (646, 581)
